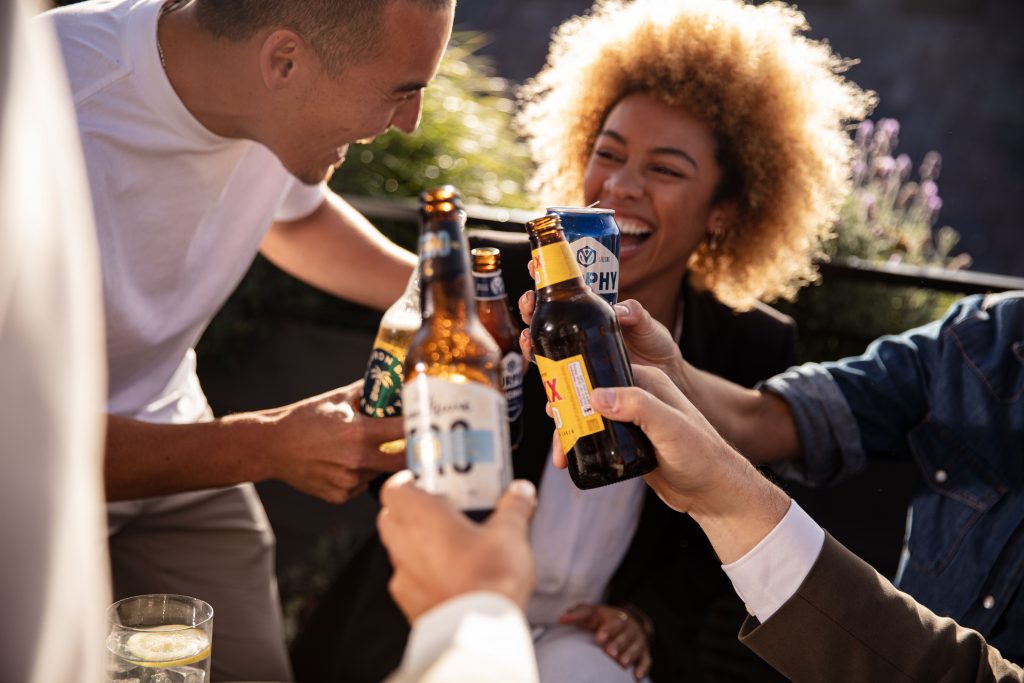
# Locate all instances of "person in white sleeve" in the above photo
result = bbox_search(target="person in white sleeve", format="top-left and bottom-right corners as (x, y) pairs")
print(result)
(35, 0), (454, 679)
(377, 363), (1023, 683)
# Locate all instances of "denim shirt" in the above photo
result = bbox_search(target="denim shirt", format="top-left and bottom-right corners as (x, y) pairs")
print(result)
(762, 292), (1024, 659)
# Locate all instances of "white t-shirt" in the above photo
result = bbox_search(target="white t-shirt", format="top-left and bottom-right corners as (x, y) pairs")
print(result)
(44, 0), (326, 423)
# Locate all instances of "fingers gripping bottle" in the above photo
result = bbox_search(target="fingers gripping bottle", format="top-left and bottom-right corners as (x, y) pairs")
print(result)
(526, 213), (656, 489)
(402, 186), (513, 519)
(471, 247), (525, 450)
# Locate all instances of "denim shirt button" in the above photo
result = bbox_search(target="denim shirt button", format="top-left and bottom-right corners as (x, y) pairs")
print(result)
(983, 595), (996, 610)
(934, 469), (948, 484)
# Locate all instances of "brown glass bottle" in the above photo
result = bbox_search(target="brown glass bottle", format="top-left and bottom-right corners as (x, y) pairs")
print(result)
(471, 247), (525, 450)
(402, 187), (512, 519)
(526, 214), (656, 489)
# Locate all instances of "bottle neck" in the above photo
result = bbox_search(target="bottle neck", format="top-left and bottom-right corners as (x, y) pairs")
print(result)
(473, 267), (509, 303)
(528, 229), (585, 299)
(419, 216), (477, 323)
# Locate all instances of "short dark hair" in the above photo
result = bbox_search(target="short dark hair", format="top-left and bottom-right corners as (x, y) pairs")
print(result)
(195, 0), (454, 74)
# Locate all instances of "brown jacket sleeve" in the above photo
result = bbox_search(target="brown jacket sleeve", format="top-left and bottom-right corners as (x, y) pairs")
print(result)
(739, 535), (1023, 683)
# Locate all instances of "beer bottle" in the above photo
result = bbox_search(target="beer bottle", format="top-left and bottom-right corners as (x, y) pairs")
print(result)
(526, 213), (657, 489)
(359, 268), (420, 419)
(471, 247), (525, 450)
(403, 187), (512, 519)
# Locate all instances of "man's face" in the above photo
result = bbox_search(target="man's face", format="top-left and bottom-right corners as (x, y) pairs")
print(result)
(273, 1), (453, 184)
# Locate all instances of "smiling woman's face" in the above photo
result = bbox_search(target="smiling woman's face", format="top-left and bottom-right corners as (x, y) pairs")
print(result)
(582, 92), (727, 307)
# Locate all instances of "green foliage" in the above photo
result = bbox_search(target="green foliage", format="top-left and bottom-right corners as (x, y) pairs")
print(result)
(778, 118), (969, 362)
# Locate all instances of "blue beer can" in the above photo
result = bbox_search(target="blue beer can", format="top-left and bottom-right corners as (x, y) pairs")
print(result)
(546, 207), (620, 305)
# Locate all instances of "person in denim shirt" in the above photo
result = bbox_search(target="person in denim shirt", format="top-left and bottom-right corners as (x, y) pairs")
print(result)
(596, 291), (1024, 662)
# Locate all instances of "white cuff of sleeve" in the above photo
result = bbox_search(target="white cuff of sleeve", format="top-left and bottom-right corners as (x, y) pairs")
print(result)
(398, 591), (539, 683)
(721, 501), (825, 623)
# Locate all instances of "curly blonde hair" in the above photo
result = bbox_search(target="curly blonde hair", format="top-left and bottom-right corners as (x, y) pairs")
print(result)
(516, 0), (876, 309)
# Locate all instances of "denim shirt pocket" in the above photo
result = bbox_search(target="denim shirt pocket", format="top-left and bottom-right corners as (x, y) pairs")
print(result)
(947, 307), (1024, 403)
(906, 416), (1009, 577)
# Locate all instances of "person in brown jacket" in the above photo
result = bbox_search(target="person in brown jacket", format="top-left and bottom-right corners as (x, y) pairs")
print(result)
(378, 351), (1023, 683)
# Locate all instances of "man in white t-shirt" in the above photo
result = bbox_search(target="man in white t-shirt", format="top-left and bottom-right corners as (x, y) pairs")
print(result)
(38, 0), (454, 679)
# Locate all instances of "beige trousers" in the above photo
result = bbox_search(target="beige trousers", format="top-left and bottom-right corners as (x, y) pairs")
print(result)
(107, 484), (293, 682)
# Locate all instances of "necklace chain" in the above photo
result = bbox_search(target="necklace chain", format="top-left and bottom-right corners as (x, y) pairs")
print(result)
(157, 0), (188, 70)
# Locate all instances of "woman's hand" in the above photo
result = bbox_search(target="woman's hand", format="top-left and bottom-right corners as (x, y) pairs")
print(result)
(559, 603), (652, 680)
(518, 289), (685, 389)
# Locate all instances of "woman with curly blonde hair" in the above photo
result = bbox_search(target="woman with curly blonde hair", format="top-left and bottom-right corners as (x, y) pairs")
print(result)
(513, 1), (875, 682)
(519, 0), (873, 313)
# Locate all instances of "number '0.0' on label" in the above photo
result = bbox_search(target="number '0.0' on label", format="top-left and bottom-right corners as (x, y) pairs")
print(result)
(402, 376), (511, 511)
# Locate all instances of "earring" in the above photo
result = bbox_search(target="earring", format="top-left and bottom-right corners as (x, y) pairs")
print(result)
(706, 230), (723, 251)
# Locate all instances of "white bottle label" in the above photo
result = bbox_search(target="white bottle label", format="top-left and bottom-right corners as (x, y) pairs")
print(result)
(569, 236), (619, 299)
(402, 376), (512, 512)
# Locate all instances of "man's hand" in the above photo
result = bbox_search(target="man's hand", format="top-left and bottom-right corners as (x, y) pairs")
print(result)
(105, 378), (404, 502)
(253, 380), (405, 503)
(518, 292), (685, 387)
(559, 603), (652, 680)
(378, 472), (537, 623)
(589, 366), (790, 564)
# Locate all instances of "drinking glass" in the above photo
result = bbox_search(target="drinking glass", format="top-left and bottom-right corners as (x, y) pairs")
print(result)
(106, 594), (213, 683)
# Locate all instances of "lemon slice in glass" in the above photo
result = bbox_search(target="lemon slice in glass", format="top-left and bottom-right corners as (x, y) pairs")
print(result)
(125, 625), (211, 667)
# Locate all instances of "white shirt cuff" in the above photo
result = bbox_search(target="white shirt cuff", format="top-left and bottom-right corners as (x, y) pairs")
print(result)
(721, 501), (825, 623)
(397, 591), (539, 683)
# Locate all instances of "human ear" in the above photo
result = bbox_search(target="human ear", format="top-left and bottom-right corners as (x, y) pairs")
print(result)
(259, 29), (303, 90)
(706, 202), (737, 245)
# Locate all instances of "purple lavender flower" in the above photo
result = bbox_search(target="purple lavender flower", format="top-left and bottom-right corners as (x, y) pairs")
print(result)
(920, 151), (942, 181)
(878, 118), (901, 137)
(852, 159), (867, 184)
(896, 154), (912, 181)
(874, 155), (896, 179)
(855, 120), (874, 146)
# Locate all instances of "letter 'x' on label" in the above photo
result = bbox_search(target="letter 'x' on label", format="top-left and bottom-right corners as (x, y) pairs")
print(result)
(545, 378), (563, 402)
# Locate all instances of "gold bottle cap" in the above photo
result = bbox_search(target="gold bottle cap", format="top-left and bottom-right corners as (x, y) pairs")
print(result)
(420, 185), (464, 215)
(471, 247), (502, 273)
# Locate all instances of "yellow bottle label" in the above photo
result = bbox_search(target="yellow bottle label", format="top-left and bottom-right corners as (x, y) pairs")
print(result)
(532, 242), (580, 289)
(535, 353), (605, 453)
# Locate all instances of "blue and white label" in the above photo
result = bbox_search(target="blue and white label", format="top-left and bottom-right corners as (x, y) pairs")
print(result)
(403, 376), (512, 512)
(570, 236), (619, 304)
(473, 271), (507, 301)
(501, 351), (525, 422)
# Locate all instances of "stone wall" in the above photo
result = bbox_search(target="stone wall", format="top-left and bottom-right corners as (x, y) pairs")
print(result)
(454, 0), (1024, 276)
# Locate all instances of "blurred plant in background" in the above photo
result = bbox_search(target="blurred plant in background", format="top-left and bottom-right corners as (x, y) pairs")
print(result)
(199, 31), (533, 367)
(778, 118), (971, 361)
(330, 31), (533, 251)
(830, 118), (970, 270)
